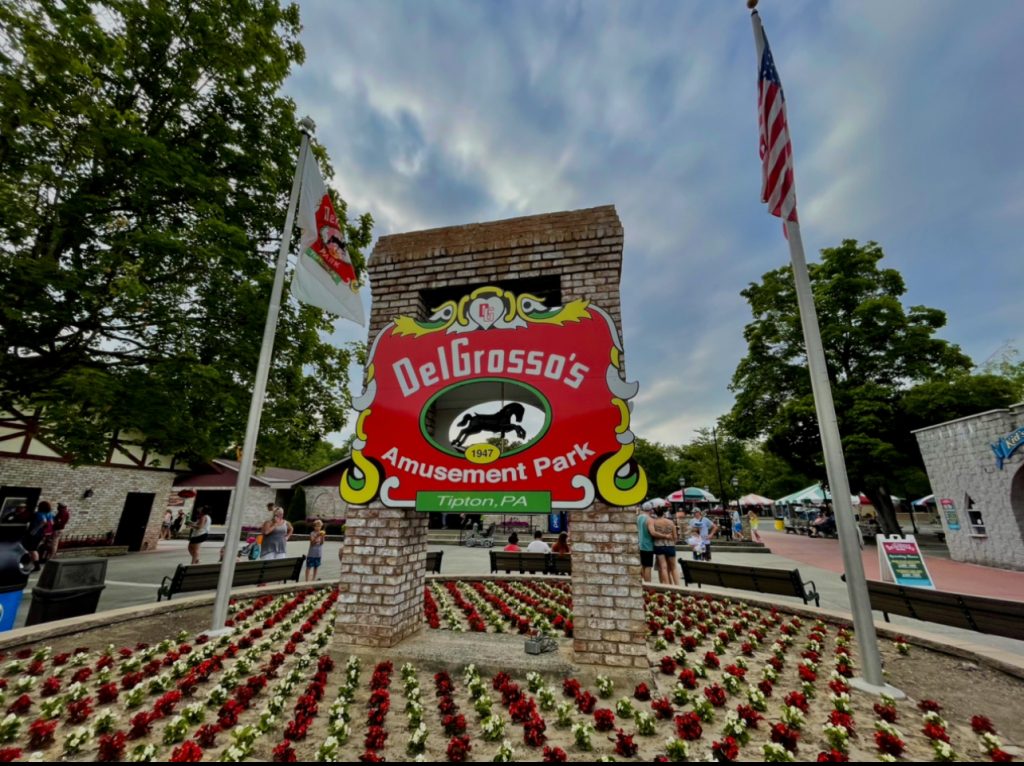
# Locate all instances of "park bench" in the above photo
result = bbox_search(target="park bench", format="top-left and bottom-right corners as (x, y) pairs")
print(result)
(680, 559), (820, 606)
(425, 550), (443, 573)
(157, 556), (305, 601)
(865, 580), (1024, 641)
(489, 551), (572, 575)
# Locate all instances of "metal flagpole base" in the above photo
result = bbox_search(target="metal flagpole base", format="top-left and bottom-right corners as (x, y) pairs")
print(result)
(203, 627), (235, 639)
(849, 677), (905, 699)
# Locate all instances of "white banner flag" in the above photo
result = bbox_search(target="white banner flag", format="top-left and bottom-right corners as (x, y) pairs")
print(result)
(292, 152), (365, 325)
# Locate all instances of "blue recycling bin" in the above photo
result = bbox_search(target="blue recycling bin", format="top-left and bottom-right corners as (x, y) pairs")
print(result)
(0, 524), (34, 632)
(548, 512), (562, 534)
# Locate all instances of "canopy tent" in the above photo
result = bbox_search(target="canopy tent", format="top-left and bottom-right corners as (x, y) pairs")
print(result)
(641, 498), (668, 511)
(775, 483), (899, 507)
(666, 487), (719, 504)
(738, 493), (774, 506)
(912, 494), (936, 507)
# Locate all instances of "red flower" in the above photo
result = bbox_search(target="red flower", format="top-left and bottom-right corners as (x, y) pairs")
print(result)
(816, 749), (850, 762)
(923, 721), (950, 743)
(736, 704), (763, 728)
(659, 655), (678, 675)
(633, 682), (651, 701)
(767, 656), (784, 671)
(828, 679), (850, 696)
(828, 710), (855, 733)
(758, 679), (774, 697)
(971, 716), (996, 735)
(594, 708), (616, 731)
(615, 730), (638, 757)
(741, 641), (755, 656)
(542, 746), (568, 762)
(490, 671), (509, 691)
(443, 713), (467, 736)
(272, 740), (297, 762)
(97, 732), (127, 762)
(27, 718), (58, 748)
(359, 750), (384, 763)
(128, 711), (154, 740)
(675, 711), (703, 741)
(40, 677), (61, 697)
(724, 664), (746, 679)
(562, 677), (581, 698)
(711, 736), (740, 762)
(784, 690), (809, 713)
(917, 699), (942, 713)
(446, 735), (472, 762)
(576, 691), (597, 714)
(651, 697), (674, 720)
(523, 714), (547, 747)
(7, 695), (31, 715)
(798, 665), (817, 683)
(66, 697), (94, 724)
(704, 651), (721, 669)
(169, 741), (204, 762)
(0, 749), (21, 763)
(155, 690), (183, 717)
(195, 724), (220, 747)
(678, 668), (698, 689)
(872, 702), (898, 723)
(991, 748), (1014, 762)
(874, 730), (905, 757)
(704, 684), (727, 707)
(771, 723), (801, 752)
(364, 725), (387, 750)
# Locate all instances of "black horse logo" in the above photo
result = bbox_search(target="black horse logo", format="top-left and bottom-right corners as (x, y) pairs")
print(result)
(452, 402), (527, 449)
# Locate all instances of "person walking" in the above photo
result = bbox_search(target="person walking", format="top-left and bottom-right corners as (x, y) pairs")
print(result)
(747, 509), (762, 543)
(171, 509), (186, 538)
(187, 506), (211, 565)
(161, 509), (173, 540)
(261, 505), (292, 561)
(305, 520), (325, 581)
(731, 509), (745, 542)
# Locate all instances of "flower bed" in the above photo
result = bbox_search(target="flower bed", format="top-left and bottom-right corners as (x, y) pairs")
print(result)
(0, 582), (1019, 761)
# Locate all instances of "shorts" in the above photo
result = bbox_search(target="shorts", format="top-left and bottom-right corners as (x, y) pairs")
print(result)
(189, 534), (208, 545)
(653, 545), (677, 558)
(640, 549), (654, 567)
(306, 556), (322, 569)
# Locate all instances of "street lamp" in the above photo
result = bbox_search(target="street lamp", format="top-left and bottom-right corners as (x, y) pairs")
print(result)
(731, 475), (739, 504)
(678, 477), (686, 512)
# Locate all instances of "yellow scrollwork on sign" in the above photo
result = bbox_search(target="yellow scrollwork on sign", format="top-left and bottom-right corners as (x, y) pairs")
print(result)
(340, 450), (381, 506)
(595, 441), (648, 507)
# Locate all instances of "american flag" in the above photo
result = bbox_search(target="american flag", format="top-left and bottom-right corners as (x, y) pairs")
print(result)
(753, 12), (797, 222)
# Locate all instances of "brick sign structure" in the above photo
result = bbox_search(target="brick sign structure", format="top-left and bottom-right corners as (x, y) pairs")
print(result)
(335, 206), (649, 668)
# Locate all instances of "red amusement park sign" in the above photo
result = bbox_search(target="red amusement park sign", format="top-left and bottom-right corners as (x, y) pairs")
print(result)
(340, 287), (647, 512)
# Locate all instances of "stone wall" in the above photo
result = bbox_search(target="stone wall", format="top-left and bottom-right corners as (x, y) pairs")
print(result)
(913, 403), (1024, 570)
(0, 457), (175, 551)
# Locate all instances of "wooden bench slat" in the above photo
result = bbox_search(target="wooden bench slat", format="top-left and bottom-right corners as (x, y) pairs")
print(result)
(489, 551), (571, 575)
(680, 560), (819, 606)
(158, 557), (306, 601)
(865, 581), (1024, 640)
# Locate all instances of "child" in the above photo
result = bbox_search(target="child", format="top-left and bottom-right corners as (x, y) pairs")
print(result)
(306, 520), (325, 582)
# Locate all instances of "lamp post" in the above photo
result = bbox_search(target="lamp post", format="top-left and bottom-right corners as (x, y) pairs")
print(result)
(679, 477), (686, 513)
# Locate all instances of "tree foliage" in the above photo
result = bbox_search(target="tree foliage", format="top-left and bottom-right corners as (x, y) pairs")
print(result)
(0, 0), (371, 466)
(727, 240), (1016, 532)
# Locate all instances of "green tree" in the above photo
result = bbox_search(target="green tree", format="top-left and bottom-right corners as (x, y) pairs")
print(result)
(0, 0), (372, 466)
(727, 240), (1015, 533)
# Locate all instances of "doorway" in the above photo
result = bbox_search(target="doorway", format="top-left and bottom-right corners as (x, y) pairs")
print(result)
(115, 493), (155, 551)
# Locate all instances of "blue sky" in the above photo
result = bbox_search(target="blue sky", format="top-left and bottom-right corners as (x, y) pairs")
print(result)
(283, 0), (1023, 448)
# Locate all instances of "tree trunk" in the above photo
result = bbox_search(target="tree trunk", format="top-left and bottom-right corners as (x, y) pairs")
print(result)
(863, 486), (903, 537)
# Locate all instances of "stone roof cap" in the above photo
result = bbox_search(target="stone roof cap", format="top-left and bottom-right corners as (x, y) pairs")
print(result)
(371, 205), (621, 262)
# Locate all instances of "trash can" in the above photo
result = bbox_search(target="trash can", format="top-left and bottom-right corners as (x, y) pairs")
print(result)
(547, 511), (562, 534)
(26, 557), (107, 627)
(0, 525), (33, 632)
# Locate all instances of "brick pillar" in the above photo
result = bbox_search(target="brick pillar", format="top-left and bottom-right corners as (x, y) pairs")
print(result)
(569, 502), (648, 669)
(335, 503), (428, 646)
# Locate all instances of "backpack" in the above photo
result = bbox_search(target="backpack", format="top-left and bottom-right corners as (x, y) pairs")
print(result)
(55, 506), (70, 531)
(247, 542), (261, 561)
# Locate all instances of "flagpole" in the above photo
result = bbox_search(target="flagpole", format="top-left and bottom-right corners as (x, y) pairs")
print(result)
(209, 116), (316, 633)
(749, 2), (897, 695)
